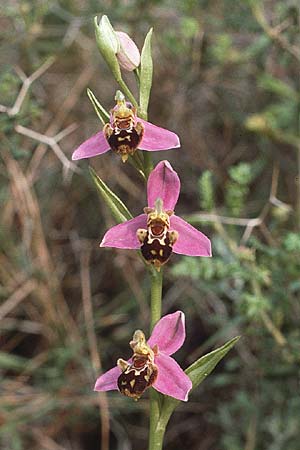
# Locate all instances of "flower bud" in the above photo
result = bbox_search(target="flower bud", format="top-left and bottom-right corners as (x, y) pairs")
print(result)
(116, 31), (141, 71)
(94, 15), (121, 79)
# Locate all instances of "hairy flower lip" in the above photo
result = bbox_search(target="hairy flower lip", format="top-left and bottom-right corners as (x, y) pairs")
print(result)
(94, 311), (192, 401)
(100, 161), (212, 258)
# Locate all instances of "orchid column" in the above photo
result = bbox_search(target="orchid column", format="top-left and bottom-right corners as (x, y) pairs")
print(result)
(72, 15), (239, 450)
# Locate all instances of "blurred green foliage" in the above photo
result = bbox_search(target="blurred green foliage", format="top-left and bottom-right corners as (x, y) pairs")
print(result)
(1, 0), (300, 449)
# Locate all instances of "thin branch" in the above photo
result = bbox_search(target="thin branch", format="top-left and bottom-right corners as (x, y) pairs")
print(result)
(15, 123), (80, 179)
(26, 64), (96, 184)
(251, 3), (300, 63)
(0, 57), (56, 117)
(187, 165), (289, 245)
(0, 279), (37, 321)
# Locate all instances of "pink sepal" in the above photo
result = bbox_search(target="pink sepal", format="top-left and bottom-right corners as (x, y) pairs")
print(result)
(72, 131), (110, 160)
(138, 119), (180, 152)
(171, 215), (212, 257)
(100, 214), (147, 249)
(147, 160), (180, 211)
(148, 311), (185, 356)
(153, 353), (192, 402)
(94, 365), (121, 392)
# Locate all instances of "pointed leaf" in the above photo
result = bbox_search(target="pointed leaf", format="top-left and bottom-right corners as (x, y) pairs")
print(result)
(186, 336), (240, 389)
(139, 28), (153, 118)
(87, 89), (110, 125)
(157, 336), (240, 427)
(90, 167), (133, 223)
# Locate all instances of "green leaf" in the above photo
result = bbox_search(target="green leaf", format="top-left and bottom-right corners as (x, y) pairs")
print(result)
(89, 167), (133, 223)
(186, 336), (240, 388)
(139, 28), (153, 119)
(87, 88), (110, 125)
(157, 336), (240, 427)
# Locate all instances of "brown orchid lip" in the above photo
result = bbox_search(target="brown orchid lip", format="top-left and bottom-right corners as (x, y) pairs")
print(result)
(117, 330), (158, 400)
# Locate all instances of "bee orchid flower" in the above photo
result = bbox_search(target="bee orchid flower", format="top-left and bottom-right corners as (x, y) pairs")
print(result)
(72, 91), (180, 163)
(100, 160), (212, 269)
(94, 311), (192, 401)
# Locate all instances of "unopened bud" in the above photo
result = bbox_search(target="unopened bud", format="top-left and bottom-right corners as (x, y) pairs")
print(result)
(94, 15), (121, 79)
(116, 31), (141, 71)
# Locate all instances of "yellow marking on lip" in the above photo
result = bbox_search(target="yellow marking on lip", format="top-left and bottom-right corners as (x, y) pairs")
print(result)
(159, 249), (164, 256)
(150, 250), (157, 255)
(130, 379), (136, 388)
(117, 136), (131, 142)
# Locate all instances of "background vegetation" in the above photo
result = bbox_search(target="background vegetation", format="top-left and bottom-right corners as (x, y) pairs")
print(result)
(1, 1), (300, 449)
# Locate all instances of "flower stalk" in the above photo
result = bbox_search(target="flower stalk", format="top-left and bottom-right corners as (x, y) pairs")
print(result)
(149, 413), (167, 450)
(149, 268), (163, 450)
(150, 268), (163, 331)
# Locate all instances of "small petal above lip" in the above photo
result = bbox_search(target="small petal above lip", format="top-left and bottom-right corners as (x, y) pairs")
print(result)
(100, 214), (147, 249)
(94, 365), (121, 391)
(72, 131), (110, 160)
(138, 119), (180, 152)
(153, 353), (192, 402)
(147, 160), (180, 211)
(148, 311), (185, 356)
(170, 215), (212, 257)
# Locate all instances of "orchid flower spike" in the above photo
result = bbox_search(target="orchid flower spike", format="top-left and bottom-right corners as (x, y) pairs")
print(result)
(100, 160), (212, 269)
(72, 91), (180, 163)
(94, 311), (192, 401)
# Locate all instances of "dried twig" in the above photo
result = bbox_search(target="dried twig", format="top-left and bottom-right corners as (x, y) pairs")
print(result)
(15, 123), (80, 180)
(0, 279), (37, 321)
(0, 57), (56, 116)
(187, 165), (289, 245)
(26, 64), (96, 184)
(251, 4), (300, 63)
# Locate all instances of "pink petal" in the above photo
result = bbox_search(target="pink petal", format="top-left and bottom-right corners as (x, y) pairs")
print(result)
(72, 131), (110, 160)
(138, 119), (180, 152)
(148, 311), (185, 356)
(147, 161), (180, 210)
(170, 215), (212, 257)
(153, 353), (192, 402)
(94, 365), (121, 392)
(100, 214), (147, 249)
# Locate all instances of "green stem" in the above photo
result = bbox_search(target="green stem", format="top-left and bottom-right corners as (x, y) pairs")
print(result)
(149, 390), (161, 450)
(148, 268), (164, 450)
(150, 268), (163, 331)
(149, 415), (167, 450)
